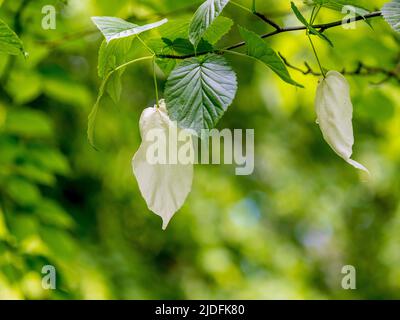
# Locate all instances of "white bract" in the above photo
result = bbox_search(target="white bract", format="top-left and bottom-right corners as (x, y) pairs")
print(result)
(315, 71), (369, 174)
(382, 0), (400, 33)
(132, 100), (194, 230)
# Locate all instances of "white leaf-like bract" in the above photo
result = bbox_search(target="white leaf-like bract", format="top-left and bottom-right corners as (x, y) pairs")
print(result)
(315, 71), (369, 174)
(132, 100), (194, 229)
(382, 0), (400, 33)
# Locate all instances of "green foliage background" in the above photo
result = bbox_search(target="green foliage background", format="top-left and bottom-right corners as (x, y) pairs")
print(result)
(0, 0), (399, 299)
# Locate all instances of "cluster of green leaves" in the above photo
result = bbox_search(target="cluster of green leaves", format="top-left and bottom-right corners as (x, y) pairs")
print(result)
(89, 0), (400, 145)
(89, 0), (303, 143)
(0, 0), (85, 298)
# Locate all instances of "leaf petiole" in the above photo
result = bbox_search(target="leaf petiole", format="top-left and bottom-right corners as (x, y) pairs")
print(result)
(153, 57), (160, 108)
(308, 5), (326, 78)
(308, 35), (326, 78)
(88, 56), (154, 148)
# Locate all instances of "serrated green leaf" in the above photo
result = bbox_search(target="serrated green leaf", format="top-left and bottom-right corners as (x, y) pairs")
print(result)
(202, 16), (234, 45)
(92, 16), (168, 43)
(0, 19), (25, 56)
(382, 0), (400, 33)
(189, 0), (230, 47)
(239, 26), (303, 87)
(291, 2), (333, 47)
(165, 54), (237, 134)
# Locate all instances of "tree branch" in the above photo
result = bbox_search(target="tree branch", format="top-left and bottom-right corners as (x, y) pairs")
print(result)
(157, 11), (383, 60)
(253, 12), (282, 30)
(279, 53), (400, 83)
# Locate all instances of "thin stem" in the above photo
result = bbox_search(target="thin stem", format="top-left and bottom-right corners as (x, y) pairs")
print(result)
(114, 56), (154, 73)
(220, 49), (249, 58)
(252, 0), (256, 13)
(308, 35), (326, 78)
(230, 1), (253, 14)
(310, 6), (316, 25)
(136, 36), (160, 107)
(310, 5), (321, 25)
(152, 57), (160, 108)
(127, 38), (159, 106)
(137, 35), (154, 55)
(307, 4), (325, 78)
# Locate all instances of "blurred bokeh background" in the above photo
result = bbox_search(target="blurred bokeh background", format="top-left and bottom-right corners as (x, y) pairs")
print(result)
(0, 0), (399, 299)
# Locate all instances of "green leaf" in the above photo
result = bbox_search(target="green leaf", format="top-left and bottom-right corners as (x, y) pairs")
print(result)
(238, 26), (303, 87)
(304, 0), (368, 13)
(0, 19), (25, 56)
(202, 16), (234, 45)
(6, 178), (41, 206)
(382, 0), (400, 33)
(35, 200), (75, 229)
(98, 38), (132, 102)
(87, 76), (108, 149)
(91, 16), (168, 43)
(291, 2), (333, 47)
(4, 109), (53, 138)
(292, 2), (312, 26)
(150, 16), (233, 76)
(305, 0), (372, 27)
(189, 0), (230, 47)
(165, 54), (237, 134)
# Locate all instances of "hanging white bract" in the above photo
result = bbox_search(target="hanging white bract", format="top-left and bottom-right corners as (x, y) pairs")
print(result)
(315, 71), (369, 174)
(132, 100), (194, 230)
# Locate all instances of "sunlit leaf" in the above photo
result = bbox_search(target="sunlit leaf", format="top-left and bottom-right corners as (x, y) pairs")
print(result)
(189, 0), (230, 47)
(0, 18), (25, 56)
(239, 26), (303, 87)
(91, 16), (168, 43)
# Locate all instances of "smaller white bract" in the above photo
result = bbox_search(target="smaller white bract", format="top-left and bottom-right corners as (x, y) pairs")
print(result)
(315, 71), (369, 174)
(382, 0), (400, 33)
(132, 100), (194, 230)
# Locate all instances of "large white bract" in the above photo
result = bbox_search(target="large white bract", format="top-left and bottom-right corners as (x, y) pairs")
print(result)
(315, 71), (369, 174)
(132, 101), (194, 229)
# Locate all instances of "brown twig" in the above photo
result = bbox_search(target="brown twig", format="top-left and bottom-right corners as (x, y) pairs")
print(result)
(278, 53), (400, 83)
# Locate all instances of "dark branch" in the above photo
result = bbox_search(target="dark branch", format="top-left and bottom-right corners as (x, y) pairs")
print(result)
(253, 12), (281, 30)
(279, 53), (400, 83)
(157, 11), (383, 60)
